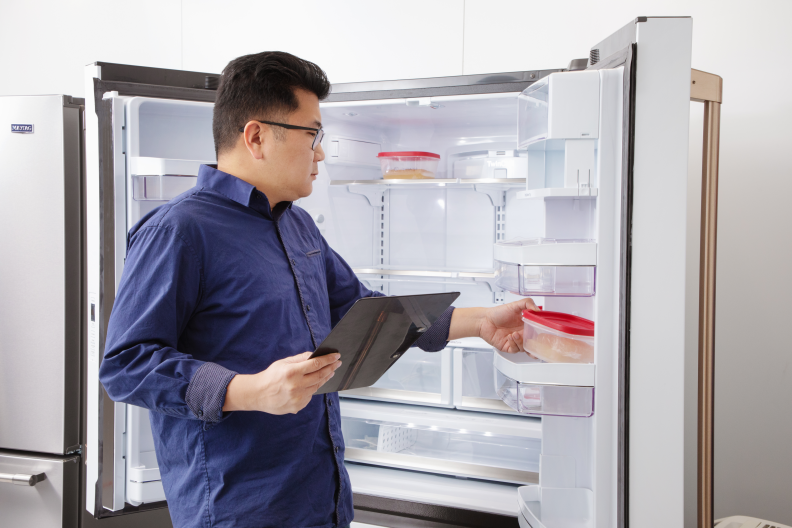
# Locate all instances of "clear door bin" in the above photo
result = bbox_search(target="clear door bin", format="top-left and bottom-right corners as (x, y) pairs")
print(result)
(340, 400), (541, 485)
(495, 369), (594, 417)
(522, 310), (594, 364)
(496, 261), (595, 296)
(494, 238), (597, 297)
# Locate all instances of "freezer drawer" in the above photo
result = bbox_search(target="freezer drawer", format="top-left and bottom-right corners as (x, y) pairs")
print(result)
(340, 400), (540, 485)
(341, 347), (452, 407)
(0, 451), (79, 528)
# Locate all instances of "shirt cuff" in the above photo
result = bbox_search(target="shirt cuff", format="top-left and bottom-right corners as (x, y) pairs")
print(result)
(414, 306), (455, 352)
(185, 362), (238, 423)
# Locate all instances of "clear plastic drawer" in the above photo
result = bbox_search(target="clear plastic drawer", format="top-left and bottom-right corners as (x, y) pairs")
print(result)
(340, 400), (541, 485)
(341, 348), (452, 407)
(453, 347), (521, 414)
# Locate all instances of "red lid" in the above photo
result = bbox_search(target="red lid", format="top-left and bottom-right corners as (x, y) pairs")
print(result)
(377, 151), (440, 159)
(522, 309), (594, 337)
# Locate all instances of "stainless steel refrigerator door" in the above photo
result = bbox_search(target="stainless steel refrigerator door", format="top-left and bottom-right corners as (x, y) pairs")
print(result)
(0, 95), (83, 454)
(0, 451), (80, 528)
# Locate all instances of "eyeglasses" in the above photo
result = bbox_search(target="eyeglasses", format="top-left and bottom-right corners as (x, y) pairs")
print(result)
(239, 120), (324, 150)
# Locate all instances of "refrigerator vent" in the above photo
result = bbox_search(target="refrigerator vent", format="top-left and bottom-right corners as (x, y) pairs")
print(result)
(589, 49), (600, 66)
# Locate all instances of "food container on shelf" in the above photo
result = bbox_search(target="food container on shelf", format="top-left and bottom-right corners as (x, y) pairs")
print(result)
(522, 309), (594, 364)
(377, 151), (440, 179)
(453, 149), (528, 179)
(492, 348), (595, 417)
(494, 238), (596, 297)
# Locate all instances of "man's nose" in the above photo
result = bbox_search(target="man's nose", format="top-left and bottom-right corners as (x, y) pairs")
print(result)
(314, 141), (326, 162)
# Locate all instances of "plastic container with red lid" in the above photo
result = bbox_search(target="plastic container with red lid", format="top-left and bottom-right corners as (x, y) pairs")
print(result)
(521, 309), (594, 364)
(377, 151), (440, 179)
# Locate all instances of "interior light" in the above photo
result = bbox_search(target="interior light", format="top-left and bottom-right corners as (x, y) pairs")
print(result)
(343, 112), (359, 117)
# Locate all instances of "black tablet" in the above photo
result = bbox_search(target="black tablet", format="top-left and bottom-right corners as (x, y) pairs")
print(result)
(310, 292), (460, 394)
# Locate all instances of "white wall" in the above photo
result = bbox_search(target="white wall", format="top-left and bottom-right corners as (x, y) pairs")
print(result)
(2, 0), (791, 524)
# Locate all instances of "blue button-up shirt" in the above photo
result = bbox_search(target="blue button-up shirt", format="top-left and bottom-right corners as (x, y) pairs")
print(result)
(100, 165), (453, 528)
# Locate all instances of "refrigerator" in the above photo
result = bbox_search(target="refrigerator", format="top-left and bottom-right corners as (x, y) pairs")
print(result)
(79, 17), (699, 528)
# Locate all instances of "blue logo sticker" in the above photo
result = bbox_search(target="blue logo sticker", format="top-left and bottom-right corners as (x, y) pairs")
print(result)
(11, 124), (34, 133)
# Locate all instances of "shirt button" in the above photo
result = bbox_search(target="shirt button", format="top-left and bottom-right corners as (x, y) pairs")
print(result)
(335, 446), (340, 453)
(306, 305), (311, 312)
(291, 259), (296, 266)
(197, 410), (203, 417)
(328, 399), (333, 406)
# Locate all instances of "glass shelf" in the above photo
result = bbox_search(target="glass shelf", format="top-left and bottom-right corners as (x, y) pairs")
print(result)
(330, 178), (526, 188)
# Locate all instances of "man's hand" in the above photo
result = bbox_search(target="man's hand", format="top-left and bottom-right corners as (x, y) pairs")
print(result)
(478, 298), (538, 353)
(223, 352), (342, 415)
(448, 298), (538, 354)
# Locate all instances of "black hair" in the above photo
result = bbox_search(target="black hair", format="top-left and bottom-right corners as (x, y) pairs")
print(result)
(212, 51), (330, 156)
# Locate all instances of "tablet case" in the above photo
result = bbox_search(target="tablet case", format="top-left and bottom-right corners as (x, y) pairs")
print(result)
(311, 292), (460, 394)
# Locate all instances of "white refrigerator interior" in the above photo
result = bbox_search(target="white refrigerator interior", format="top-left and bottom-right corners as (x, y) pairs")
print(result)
(83, 17), (696, 526)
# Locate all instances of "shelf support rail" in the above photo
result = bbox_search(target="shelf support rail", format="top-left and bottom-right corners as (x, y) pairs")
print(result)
(690, 67), (723, 528)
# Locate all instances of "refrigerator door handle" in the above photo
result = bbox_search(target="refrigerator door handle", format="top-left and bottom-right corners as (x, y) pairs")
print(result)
(691, 67), (723, 528)
(0, 472), (48, 487)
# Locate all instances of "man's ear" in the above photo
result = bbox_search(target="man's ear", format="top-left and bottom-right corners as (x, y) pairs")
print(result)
(241, 122), (266, 161)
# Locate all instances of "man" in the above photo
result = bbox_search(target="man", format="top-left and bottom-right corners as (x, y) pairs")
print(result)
(99, 51), (535, 528)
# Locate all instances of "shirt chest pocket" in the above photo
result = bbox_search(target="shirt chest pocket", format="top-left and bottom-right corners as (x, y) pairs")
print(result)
(297, 248), (327, 299)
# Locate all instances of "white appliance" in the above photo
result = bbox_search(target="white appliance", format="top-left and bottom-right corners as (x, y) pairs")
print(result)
(83, 17), (703, 527)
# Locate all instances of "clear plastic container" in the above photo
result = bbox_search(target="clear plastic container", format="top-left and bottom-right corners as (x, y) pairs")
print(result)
(522, 310), (594, 364)
(495, 369), (594, 417)
(377, 151), (440, 179)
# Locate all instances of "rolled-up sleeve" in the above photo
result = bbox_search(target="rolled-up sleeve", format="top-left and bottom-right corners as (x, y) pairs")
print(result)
(99, 224), (236, 422)
(414, 306), (455, 352)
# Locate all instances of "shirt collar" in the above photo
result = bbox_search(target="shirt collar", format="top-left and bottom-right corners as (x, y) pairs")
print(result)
(197, 164), (292, 221)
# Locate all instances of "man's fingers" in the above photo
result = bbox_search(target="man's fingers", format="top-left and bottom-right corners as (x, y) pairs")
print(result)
(302, 362), (340, 386)
(280, 351), (313, 364)
(523, 297), (538, 311)
(292, 352), (341, 374)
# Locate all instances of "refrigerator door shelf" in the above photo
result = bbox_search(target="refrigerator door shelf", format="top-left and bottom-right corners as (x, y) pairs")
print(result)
(493, 349), (595, 386)
(341, 348), (452, 407)
(341, 402), (540, 485)
(495, 370), (594, 418)
(126, 480), (165, 508)
(517, 485), (594, 528)
(517, 71), (600, 149)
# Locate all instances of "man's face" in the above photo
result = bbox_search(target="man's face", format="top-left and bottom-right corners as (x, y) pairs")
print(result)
(263, 88), (325, 203)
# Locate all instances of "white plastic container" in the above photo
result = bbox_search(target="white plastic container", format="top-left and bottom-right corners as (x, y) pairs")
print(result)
(522, 309), (594, 364)
(377, 151), (440, 179)
(494, 238), (596, 297)
(453, 150), (528, 179)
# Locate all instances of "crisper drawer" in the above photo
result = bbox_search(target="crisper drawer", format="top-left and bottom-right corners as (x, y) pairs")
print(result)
(341, 348), (452, 407)
(0, 451), (79, 528)
(340, 400), (540, 485)
(452, 346), (522, 414)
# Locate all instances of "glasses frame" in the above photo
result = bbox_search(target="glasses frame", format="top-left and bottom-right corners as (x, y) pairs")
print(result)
(239, 120), (324, 150)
